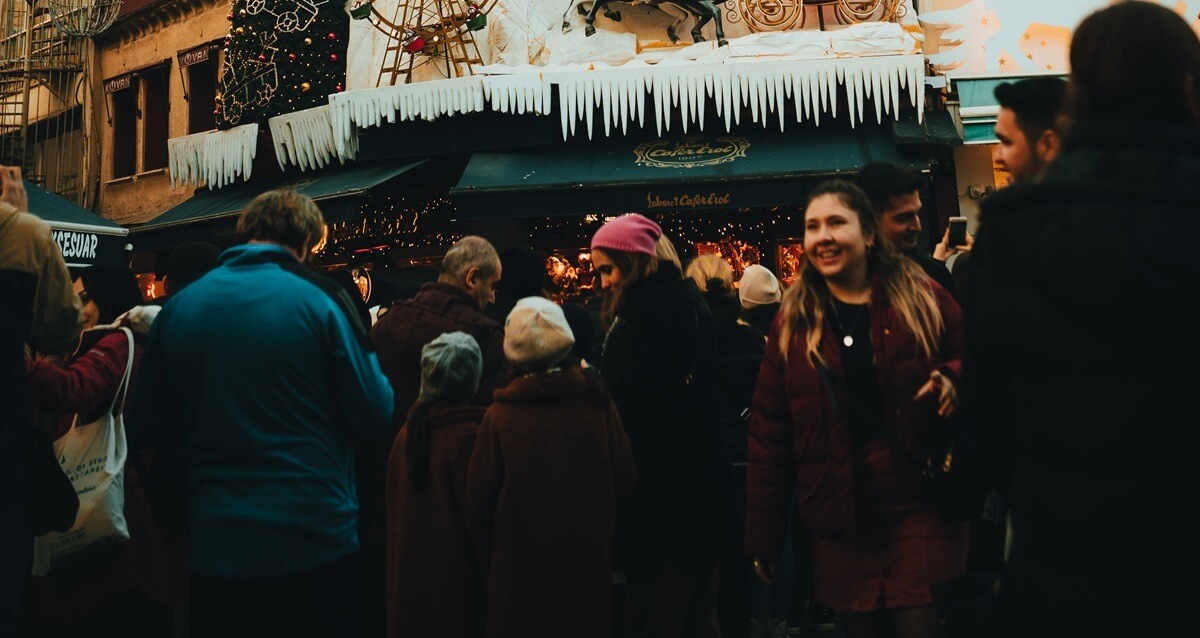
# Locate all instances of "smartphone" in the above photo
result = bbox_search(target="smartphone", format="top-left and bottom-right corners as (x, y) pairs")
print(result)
(948, 216), (968, 246)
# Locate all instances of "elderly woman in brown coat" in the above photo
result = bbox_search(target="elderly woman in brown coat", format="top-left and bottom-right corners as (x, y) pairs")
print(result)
(467, 296), (636, 638)
(385, 331), (488, 638)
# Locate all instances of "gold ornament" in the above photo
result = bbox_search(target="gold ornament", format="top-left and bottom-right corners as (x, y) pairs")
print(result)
(300, 82), (311, 92)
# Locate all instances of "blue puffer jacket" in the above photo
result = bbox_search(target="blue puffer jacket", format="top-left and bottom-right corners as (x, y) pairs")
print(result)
(129, 243), (394, 578)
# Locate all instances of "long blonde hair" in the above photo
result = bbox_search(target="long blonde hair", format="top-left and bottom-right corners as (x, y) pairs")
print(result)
(777, 180), (945, 367)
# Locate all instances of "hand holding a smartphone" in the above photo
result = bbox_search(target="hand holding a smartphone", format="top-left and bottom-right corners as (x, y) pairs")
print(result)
(933, 216), (973, 261)
(0, 165), (29, 213)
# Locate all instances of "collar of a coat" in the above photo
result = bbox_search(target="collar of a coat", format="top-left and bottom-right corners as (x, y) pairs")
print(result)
(218, 242), (299, 268)
(411, 282), (500, 326)
(492, 366), (596, 403)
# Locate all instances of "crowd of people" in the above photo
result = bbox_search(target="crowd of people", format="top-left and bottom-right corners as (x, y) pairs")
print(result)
(2, 2), (1196, 637)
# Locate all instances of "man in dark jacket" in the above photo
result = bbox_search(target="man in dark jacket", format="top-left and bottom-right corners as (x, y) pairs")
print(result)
(961, 3), (1200, 635)
(945, 76), (1066, 302)
(0, 165), (82, 637)
(363, 235), (511, 636)
(854, 162), (956, 298)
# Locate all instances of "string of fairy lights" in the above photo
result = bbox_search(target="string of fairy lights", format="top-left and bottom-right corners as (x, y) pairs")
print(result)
(314, 193), (804, 275)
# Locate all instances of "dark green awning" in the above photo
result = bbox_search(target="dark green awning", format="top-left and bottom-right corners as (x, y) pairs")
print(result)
(449, 122), (929, 220)
(130, 159), (427, 251)
(25, 180), (130, 268)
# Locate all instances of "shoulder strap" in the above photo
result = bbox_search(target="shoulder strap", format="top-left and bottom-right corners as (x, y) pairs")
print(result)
(107, 327), (135, 416)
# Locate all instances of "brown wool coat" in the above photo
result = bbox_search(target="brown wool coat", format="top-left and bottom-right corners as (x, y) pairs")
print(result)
(466, 366), (636, 638)
(385, 403), (488, 638)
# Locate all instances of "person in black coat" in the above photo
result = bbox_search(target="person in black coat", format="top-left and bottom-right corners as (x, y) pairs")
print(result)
(959, 4), (1200, 636)
(590, 214), (732, 638)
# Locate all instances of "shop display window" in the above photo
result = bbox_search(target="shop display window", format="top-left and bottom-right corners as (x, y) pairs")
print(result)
(693, 237), (762, 285)
(544, 250), (596, 303)
(776, 241), (804, 287)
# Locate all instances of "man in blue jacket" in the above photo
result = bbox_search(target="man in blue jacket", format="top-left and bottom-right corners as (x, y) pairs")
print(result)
(130, 189), (394, 637)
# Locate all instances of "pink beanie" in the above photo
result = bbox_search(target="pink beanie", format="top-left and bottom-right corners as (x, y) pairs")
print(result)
(591, 214), (662, 256)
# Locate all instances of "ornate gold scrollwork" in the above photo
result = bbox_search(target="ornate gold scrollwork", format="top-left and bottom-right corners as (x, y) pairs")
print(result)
(731, 0), (905, 33)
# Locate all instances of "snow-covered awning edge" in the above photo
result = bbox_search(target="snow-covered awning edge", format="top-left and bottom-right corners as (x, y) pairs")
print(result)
(551, 54), (925, 140)
(276, 54), (922, 169)
(268, 105), (357, 172)
(166, 123), (259, 190)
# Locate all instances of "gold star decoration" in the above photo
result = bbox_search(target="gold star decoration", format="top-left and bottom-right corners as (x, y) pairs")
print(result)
(1045, 63), (1053, 70)
(1026, 53), (1034, 60)
(1040, 40), (1047, 47)
(1023, 33), (1031, 40)
(981, 17), (989, 25)
(1000, 58), (1007, 66)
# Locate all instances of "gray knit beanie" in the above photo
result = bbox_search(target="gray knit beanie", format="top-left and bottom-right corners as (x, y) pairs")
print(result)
(418, 331), (482, 403)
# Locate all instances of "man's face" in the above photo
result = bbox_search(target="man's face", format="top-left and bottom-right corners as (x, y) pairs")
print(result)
(994, 107), (1041, 184)
(877, 190), (923, 252)
(466, 262), (500, 310)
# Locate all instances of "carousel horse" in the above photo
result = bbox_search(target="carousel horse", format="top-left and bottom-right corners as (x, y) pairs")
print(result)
(562, 0), (728, 47)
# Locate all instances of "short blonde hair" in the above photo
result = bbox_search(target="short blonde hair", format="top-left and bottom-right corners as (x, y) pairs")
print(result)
(686, 253), (733, 294)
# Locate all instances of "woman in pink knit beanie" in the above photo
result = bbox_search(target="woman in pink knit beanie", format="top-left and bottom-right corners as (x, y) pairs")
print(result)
(589, 213), (735, 636)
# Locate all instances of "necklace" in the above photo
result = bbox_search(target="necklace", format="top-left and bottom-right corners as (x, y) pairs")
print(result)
(829, 299), (868, 347)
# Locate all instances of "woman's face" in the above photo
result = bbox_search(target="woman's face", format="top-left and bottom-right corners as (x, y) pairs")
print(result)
(591, 249), (625, 295)
(803, 193), (872, 285)
(73, 277), (99, 330)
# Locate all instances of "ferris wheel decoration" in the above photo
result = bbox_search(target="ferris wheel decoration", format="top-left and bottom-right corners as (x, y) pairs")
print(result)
(349, 0), (499, 86)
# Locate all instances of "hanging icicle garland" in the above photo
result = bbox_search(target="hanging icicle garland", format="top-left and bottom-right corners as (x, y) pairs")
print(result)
(166, 123), (259, 189)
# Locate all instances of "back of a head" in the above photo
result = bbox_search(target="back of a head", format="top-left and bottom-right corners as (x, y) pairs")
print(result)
(165, 241), (220, 295)
(853, 162), (920, 215)
(686, 253), (733, 294)
(236, 189), (324, 254)
(503, 296), (575, 372)
(439, 235), (499, 282)
(559, 301), (595, 363)
(738, 264), (782, 310)
(418, 331), (482, 404)
(654, 234), (682, 270)
(495, 245), (545, 299)
(1068, 1), (1200, 125)
(994, 77), (1068, 140)
(78, 265), (144, 324)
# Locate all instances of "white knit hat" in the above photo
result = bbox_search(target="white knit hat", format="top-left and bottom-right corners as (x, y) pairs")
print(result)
(504, 296), (575, 371)
(738, 265), (782, 309)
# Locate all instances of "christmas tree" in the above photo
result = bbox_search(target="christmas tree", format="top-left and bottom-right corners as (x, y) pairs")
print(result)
(216, 0), (349, 128)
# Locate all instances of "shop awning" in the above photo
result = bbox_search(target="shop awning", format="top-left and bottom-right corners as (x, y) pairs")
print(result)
(25, 180), (130, 268)
(450, 122), (930, 220)
(130, 159), (427, 251)
(953, 74), (1067, 145)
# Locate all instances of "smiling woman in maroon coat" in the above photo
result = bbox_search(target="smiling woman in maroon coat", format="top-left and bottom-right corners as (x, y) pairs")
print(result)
(744, 180), (967, 638)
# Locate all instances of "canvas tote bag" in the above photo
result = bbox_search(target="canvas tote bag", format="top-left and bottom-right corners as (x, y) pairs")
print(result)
(32, 326), (134, 575)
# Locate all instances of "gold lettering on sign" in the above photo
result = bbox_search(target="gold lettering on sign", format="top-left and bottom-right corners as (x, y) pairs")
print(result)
(634, 135), (750, 169)
(645, 192), (733, 209)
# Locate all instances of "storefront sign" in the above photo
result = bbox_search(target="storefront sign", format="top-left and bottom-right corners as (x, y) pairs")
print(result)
(178, 44), (215, 68)
(103, 74), (132, 94)
(634, 136), (750, 169)
(646, 191), (732, 210)
(52, 230), (100, 261)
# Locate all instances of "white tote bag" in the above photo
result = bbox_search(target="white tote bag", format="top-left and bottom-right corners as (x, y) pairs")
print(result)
(32, 327), (134, 575)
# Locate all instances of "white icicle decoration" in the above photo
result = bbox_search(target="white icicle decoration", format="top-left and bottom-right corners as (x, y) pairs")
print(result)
(269, 105), (357, 172)
(166, 124), (259, 190)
